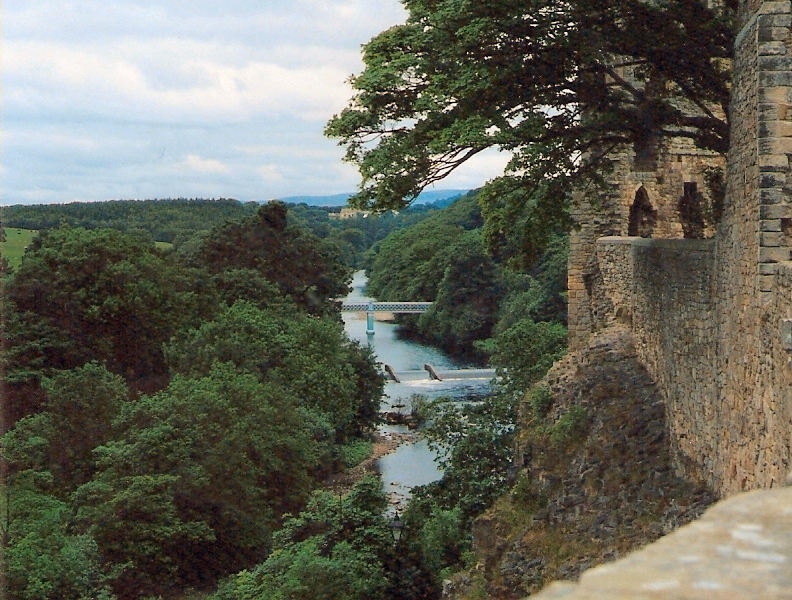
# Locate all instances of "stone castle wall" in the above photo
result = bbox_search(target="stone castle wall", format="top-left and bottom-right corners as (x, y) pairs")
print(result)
(567, 0), (792, 497)
(568, 147), (724, 352)
(713, 0), (792, 494)
(595, 237), (719, 484)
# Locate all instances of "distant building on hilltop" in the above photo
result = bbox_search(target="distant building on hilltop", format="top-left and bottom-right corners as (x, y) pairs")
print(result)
(329, 208), (370, 220)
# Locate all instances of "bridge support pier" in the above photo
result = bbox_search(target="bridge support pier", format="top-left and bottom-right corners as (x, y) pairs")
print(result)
(366, 300), (375, 336)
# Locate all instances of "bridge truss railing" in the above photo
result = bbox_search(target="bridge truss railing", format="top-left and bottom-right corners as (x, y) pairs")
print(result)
(340, 300), (433, 334)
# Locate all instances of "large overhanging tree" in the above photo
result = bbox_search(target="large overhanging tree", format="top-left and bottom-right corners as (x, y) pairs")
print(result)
(326, 0), (736, 264)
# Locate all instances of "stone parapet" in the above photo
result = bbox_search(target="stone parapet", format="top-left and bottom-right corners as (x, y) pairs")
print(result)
(529, 486), (792, 599)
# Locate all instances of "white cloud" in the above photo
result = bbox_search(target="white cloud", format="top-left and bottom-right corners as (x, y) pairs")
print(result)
(236, 144), (342, 159)
(6, 0), (505, 205)
(4, 40), (355, 123)
(436, 149), (513, 189)
(257, 164), (284, 181)
(183, 154), (231, 174)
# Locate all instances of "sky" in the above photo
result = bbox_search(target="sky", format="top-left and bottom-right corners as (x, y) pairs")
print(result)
(2, 0), (511, 206)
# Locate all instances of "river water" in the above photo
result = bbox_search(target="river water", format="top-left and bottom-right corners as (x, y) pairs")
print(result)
(342, 271), (492, 512)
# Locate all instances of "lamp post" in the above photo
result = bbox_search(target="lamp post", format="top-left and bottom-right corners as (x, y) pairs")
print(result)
(390, 512), (404, 544)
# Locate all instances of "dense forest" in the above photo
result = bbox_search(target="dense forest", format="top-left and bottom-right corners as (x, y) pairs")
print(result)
(1, 191), (569, 600)
(1, 202), (392, 598)
(1, 197), (452, 272)
(1, 198), (259, 248)
(365, 191), (568, 369)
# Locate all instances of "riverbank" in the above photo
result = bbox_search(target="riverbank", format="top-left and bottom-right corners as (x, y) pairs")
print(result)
(322, 429), (417, 495)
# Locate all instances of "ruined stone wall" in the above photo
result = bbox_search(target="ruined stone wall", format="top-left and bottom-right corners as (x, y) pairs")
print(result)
(568, 140), (723, 352)
(572, 1), (792, 496)
(569, 154), (720, 349)
(594, 237), (719, 485)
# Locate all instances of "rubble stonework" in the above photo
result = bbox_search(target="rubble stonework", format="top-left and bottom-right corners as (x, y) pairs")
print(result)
(568, 0), (792, 497)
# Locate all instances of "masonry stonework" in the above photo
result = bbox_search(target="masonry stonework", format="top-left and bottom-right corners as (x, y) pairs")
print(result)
(567, 0), (792, 498)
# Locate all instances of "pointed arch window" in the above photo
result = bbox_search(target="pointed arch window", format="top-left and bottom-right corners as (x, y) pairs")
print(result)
(628, 186), (657, 238)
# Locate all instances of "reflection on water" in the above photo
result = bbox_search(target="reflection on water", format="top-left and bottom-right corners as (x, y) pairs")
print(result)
(342, 271), (492, 508)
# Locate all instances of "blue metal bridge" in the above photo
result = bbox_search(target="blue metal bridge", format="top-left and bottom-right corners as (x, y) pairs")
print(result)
(341, 299), (497, 381)
(341, 300), (432, 335)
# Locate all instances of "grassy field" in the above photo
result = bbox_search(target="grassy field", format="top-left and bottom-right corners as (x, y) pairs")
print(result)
(2, 228), (38, 270)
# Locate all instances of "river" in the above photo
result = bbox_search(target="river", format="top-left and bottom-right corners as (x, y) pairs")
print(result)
(342, 271), (492, 512)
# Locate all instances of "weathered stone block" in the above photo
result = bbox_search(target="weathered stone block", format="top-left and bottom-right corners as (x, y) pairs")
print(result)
(759, 25), (791, 42)
(759, 71), (792, 87)
(759, 55), (792, 70)
(762, 231), (786, 245)
(760, 103), (782, 122)
(759, 86), (789, 103)
(760, 41), (788, 55)
(781, 318), (792, 349)
(761, 203), (792, 218)
(759, 136), (792, 154)
(760, 172), (787, 188)
(759, 153), (789, 169)
(759, 2), (792, 15)
(530, 489), (792, 600)
(760, 246), (791, 262)
(760, 273), (776, 291)
(759, 262), (780, 274)
(761, 218), (783, 231)
(760, 187), (786, 203)
(759, 119), (792, 138)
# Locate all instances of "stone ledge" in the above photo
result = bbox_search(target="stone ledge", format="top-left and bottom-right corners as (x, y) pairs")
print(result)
(597, 236), (716, 251)
(528, 487), (792, 599)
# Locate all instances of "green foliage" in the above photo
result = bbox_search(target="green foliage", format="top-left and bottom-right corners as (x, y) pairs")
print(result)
(3, 486), (116, 600)
(71, 364), (322, 597)
(494, 235), (569, 327)
(1, 198), (258, 247)
(549, 406), (589, 447)
(365, 193), (503, 356)
(3, 363), (127, 492)
(480, 320), (567, 397)
(165, 301), (383, 440)
(287, 201), (448, 270)
(210, 269), (289, 312)
(1, 200), (392, 599)
(212, 477), (392, 600)
(412, 392), (515, 528)
(479, 178), (571, 269)
(6, 226), (203, 396)
(337, 440), (374, 469)
(417, 231), (502, 353)
(509, 473), (548, 514)
(365, 195), (568, 359)
(327, 0), (735, 262)
(418, 506), (465, 578)
(366, 192), (482, 300)
(190, 202), (350, 314)
(529, 384), (554, 421)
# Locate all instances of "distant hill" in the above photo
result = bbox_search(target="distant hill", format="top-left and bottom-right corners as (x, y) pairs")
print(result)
(274, 189), (470, 207)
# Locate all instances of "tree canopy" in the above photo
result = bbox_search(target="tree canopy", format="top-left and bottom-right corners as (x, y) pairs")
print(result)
(327, 0), (736, 260)
(188, 202), (351, 314)
(5, 226), (203, 403)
